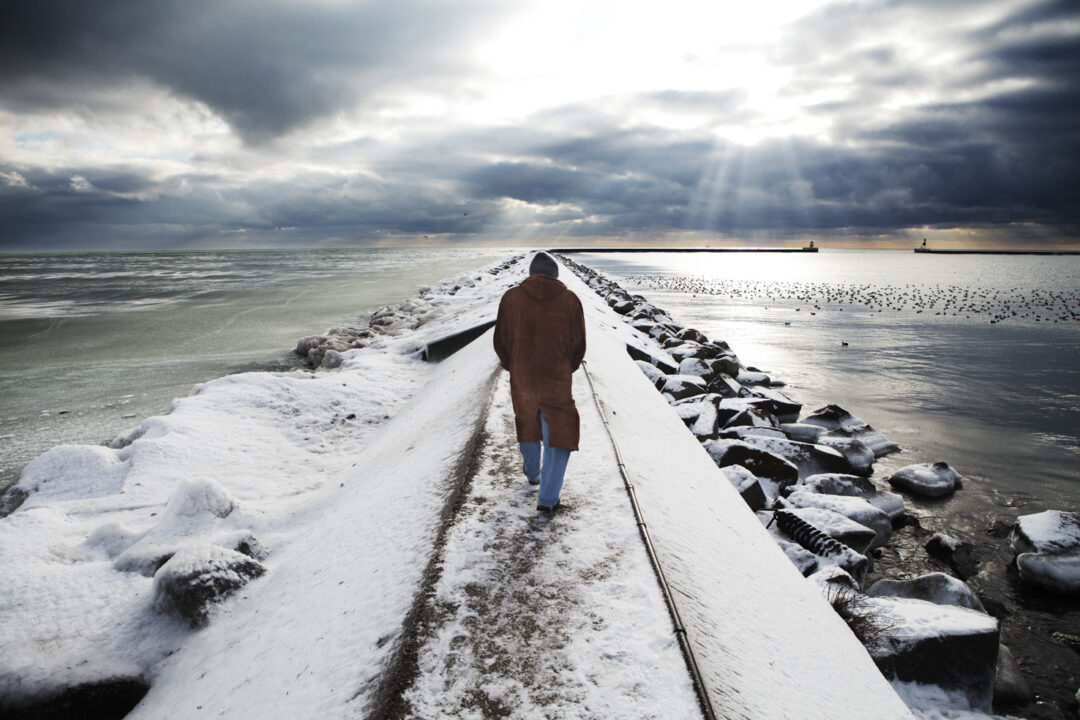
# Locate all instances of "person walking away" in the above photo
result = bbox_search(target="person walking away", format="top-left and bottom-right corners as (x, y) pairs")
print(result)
(493, 252), (586, 513)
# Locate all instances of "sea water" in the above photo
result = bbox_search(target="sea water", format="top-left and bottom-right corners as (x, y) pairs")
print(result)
(575, 248), (1079, 716)
(0, 248), (508, 491)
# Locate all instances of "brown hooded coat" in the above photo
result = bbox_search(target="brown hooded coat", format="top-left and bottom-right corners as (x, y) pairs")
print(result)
(493, 274), (586, 450)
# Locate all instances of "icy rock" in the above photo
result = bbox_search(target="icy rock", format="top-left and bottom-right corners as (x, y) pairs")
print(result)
(83, 521), (144, 559)
(784, 491), (892, 550)
(677, 357), (711, 378)
(674, 397), (727, 440)
(815, 436), (875, 476)
(711, 355), (741, 378)
(705, 373), (744, 398)
(821, 423), (899, 458)
(705, 440), (799, 489)
(865, 596), (1000, 713)
(800, 404), (866, 431)
(764, 532), (818, 576)
(295, 335), (328, 356)
(926, 533), (979, 580)
(794, 473), (906, 522)
(782, 506), (878, 554)
(164, 478), (236, 520)
(115, 530), (267, 577)
(721, 465), (766, 511)
(719, 426), (787, 441)
(867, 573), (986, 613)
(780, 422), (825, 443)
(744, 387), (801, 423)
(657, 374), (709, 401)
(1010, 510), (1080, 556)
(888, 461), (963, 498)
(678, 356), (739, 382)
(0, 485), (28, 517)
(1010, 510), (1080, 594)
(993, 644), (1032, 706)
(795, 472), (876, 497)
(733, 435), (851, 479)
(736, 370), (770, 385)
(866, 491), (905, 522)
(635, 360), (666, 386)
(722, 406), (779, 430)
(676, 327), (709, 344)
(625, 343), (677, 374)
(321, 349), (344, 369)
(1016, 552), (1080, 596)
(14, 445), (129, 503)
(153, 545), (266, 627)
(666, 342), (714, 362)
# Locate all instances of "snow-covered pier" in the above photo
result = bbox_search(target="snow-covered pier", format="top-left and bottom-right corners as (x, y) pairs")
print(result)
(6, 252), (1056, 719)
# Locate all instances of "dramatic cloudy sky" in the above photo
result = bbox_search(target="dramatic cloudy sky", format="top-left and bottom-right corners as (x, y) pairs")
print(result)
(1, 0), (1078, 250)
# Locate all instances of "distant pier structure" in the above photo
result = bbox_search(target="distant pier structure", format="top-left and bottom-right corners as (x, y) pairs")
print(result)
(915, 238), (1080, 255)
(556, 243), (818, 254)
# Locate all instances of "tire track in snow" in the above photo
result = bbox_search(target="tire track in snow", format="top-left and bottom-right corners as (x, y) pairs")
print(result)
(395, 371), (701, 719)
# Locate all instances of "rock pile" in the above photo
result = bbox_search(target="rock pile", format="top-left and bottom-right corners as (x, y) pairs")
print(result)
(295, 256), (524, 369)
(1010, 510), (1080, 596)
(557, 254), (1027, 714)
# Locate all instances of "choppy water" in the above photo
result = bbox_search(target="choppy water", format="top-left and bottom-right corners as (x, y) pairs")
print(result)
(574, 248), (1079, 718)
(0, 248), (507, 490)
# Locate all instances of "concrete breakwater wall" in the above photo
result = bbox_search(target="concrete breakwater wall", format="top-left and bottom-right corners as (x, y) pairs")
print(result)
(556, 254), (1024, 715)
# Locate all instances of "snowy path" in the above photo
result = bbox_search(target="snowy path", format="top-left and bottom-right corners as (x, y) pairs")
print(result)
(393, 370), (702, 719)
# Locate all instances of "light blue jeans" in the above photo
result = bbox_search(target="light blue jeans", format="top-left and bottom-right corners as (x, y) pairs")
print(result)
(519, 410), (571, 508)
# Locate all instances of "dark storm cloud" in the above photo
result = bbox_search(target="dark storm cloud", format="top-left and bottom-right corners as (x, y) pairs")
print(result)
(0, 0), (502, 142)
(1, 0), (1078, 249)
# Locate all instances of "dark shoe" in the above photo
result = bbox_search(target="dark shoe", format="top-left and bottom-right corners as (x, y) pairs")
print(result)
(523, 466), (540, 485)
(536, 501), (561, 513)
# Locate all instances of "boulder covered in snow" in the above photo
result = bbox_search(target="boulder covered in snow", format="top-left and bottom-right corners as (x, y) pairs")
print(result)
(730, 435), (851, 479)
(1016, 552), (1080, 596)
(814, 435), (875, 476)
(1009, 510), (1080, 595)
(799, 404), (866, 431)
(779, 422), (824, 444)
(152, 545), (266, 627)
(821, 423), (900, 459)
(321, 349), (344, 369)
(634, 359), (667, 386)
(1010, 509), (1080, 555)
(783, 490), (892, 550)
(674, 395), (741, 440)
(888, 461), (963, 498)
(658, 374), (709, 401)
(866, 572), (986, 613)
(865, 596), (1000, 713)
(792, 473), (905, 521)
(704, 440), (799, 488)
(781, 506), (878, 555)
(744, 387), (801, 423)
(12, 444), (130, 504)
(721, 465), (767, 511)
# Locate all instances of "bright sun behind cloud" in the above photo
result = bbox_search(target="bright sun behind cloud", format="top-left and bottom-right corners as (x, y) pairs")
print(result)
(470, 0), (832, 142)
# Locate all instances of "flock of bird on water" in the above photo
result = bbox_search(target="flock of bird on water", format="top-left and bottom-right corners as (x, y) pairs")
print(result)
(623, 276), (1080, 325)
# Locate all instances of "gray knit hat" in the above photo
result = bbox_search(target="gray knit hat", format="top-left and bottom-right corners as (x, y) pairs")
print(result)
(529, 252), (559, 278)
